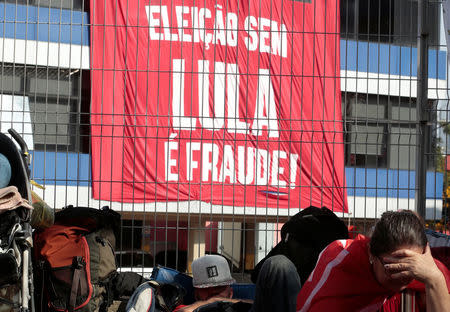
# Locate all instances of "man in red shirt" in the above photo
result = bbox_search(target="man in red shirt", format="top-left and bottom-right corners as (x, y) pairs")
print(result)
(297, 211), (450, 312)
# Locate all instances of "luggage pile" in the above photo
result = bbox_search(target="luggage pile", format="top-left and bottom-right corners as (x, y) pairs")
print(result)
(0, 130), (35, 312)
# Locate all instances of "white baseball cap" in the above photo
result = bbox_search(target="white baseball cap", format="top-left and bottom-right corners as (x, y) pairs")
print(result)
(192, 255), (236, 288)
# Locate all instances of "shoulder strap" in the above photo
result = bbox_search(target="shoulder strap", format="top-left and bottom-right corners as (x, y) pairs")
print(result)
(147, 280), (186, 312)
(147, 280), (170, 312)
(68, 257), (88, 312)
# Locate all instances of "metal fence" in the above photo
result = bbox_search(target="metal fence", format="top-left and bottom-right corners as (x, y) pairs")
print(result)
(0, 0), (448, 278)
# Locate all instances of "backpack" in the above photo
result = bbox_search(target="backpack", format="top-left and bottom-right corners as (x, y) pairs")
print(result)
(426, 229), (450, 269)
(126, 280), (186, 312)
(33, 205), (121, 312)
(251, 206), (349, 285)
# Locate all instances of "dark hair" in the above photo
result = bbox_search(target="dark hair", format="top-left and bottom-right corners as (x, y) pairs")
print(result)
(369, 210), (427, 257)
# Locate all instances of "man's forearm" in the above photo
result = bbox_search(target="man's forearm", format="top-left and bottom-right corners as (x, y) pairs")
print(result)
(425, 272), (450, 312)
(177, 297), (243, 312)
(177, 300), (210, 312)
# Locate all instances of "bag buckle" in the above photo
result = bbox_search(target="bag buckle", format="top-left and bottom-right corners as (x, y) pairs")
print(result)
(73, 256), (85, 269)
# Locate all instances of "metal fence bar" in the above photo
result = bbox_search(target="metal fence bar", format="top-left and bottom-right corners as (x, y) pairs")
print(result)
(416, 0), (429, 219)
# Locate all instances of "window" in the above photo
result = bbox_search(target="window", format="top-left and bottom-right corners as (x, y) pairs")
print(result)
(2, 0), (88, 11)
(347, 123), (387, 168)
(389, 125), (417, 170)
(350, 124), (386, 156)
(344, 93), (387, 168)
(343, 93), (437, 170)
(340, 0), (440, 46)
(391, 98), (417, 122)
(0, 63), (90, 153)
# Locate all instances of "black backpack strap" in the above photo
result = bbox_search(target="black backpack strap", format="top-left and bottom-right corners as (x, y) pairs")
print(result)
(0, 296), (21, 309)
(147, 280), (170, 312)
(38, 261), (46, 312)
(147, 280), (186, 312)
(68, 257), (87, 312)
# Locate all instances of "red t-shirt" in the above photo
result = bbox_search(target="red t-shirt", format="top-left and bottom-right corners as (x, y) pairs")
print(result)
(297, 235), (450, 312)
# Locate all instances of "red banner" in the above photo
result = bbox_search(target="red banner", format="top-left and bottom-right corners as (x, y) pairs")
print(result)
(90, 0), (347, 212)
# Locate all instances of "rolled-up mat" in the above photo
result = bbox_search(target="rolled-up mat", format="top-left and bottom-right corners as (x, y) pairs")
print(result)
(30, 191), (54, 230)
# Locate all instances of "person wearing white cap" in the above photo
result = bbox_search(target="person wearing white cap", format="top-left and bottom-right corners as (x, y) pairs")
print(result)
(175, 253), (300, 312)
(192, 254), (236, 290)
(174, 254), (244, 312)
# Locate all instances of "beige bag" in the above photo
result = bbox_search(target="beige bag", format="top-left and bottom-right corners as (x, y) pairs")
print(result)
(0, 186), (32, 213)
